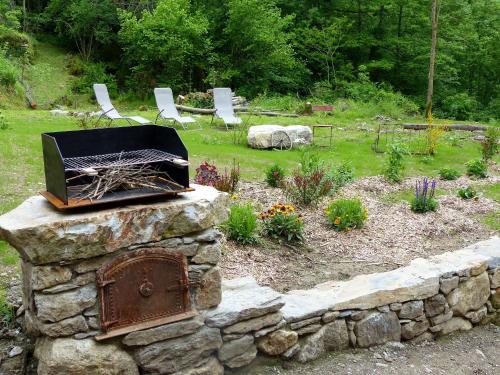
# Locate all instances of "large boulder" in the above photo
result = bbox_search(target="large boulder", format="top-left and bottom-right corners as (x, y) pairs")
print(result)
(247, 125), (312, 149)
(133, 326), (222, 374)
(34, 337), (139, 375)
(296, 320), (349, 363)
(354, 311), (401, 348)
(447, 272), (490, 316)
(256, 330), (298, 356)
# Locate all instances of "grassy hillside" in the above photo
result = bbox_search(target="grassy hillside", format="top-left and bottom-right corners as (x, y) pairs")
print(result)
(25, 39), (73, 108)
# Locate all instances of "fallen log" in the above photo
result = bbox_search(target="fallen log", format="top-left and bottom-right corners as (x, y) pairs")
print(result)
(402, 123), (488, 131)
(175, 105), (215, 114)
(175, 104), (299, 117)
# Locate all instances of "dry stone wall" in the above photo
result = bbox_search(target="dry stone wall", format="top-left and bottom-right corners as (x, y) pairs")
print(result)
(0, 186), (498, 374)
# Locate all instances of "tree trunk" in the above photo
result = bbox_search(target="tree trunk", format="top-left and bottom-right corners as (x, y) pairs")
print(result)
(425, 0), (439, 120)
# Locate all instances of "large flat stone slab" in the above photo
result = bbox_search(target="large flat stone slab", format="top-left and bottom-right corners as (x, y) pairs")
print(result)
(0, 185), (229, 264)
(35, 337), (139, 375)
(205, 277), (284, 328)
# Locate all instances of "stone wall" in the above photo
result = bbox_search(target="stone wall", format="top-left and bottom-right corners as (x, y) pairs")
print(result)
(0, 186), (499, 374)
(0, 185), (231, 374)
(206, 237), (499, 368)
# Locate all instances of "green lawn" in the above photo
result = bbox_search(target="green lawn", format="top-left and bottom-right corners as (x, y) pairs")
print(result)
(1, 109), (497, 216)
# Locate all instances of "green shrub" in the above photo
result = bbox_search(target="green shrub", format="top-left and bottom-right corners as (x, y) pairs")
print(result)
(184, 92), (214, 109)
(466, 159), (488, 178)
(410, 178), (438, 213)
(325, 198), (368, 232)
(481, 127), (499, 162)
(284, 151), (334, 206)
(331, 162), (354, 190)
(0, 110), (10, 130)
(458, 186), (478, 200)
(440, 93), (479, 120)
(439, 167), (460, 181)
(215, 162), (240, 194)
(223, 203), (258, 244)
(0, 291), (15, 328)
(72, 62), (117, 96)
(265, 163), (286, 187)
(384, 144), (407, 183)
(260, 203), (303, 243)
(0, 52), (19, 87)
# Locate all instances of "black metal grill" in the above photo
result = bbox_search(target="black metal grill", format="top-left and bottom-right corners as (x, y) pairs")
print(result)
(41, 125), (192, 210)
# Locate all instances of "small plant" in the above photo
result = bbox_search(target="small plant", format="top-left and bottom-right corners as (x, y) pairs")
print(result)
(76, 112), (104, 129)
(223, 203), (258, 244)
(466, 159), (488, 178)
(384, 144), (407, 183)
(284, 151), (334, 206)
(410, 178), (438, 213)
(458, 186), (478, 200)
(194, 161), (220, 186)
(259, 203), (304, 243)
(265, 163), (286, 187)
(331, 162), (354, 190)
(426, 124), (447, 155)
(0, 292), (15, 328)
(439, 167), (460, 181)
(215, 161), (240, 194)
(481, 127), (499, 162)
(325, 198), (368, 232)
(0, 110), (9, 130)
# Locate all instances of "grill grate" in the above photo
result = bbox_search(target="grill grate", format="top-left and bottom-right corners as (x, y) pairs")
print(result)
(63, 149), (182, 172)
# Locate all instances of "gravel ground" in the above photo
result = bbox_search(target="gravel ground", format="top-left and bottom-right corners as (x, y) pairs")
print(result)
(220, 175), (499, 292)
(232, 324), (500, 375)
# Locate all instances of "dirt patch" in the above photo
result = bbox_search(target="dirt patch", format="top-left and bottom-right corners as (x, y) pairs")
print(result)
(232, 324), (500, 375)
(220, 175), (499, 292)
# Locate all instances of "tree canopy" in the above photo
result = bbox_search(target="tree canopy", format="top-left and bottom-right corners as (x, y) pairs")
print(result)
(0, 0), (499, 120)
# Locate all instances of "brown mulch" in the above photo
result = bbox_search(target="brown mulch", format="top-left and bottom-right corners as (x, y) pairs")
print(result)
(219, 175), (499, 292)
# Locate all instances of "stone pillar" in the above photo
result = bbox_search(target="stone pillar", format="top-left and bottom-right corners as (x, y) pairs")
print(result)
(0, 185), (229, 375)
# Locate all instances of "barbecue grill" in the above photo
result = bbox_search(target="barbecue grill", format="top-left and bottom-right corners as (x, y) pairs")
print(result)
(41, 125), (193, 210)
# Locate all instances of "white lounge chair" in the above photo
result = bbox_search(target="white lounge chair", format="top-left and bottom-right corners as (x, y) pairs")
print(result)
(154, 88), (198, 130)
(212, 88), (243, 130)
(93, 84), (151, 125)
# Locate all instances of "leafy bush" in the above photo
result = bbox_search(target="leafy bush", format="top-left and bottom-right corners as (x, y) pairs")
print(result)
(184, 92), (214, 109)
(223, 203), (258, 244)
(440, 93), (479, 120)
(325, 198), (368, 232)
(0, 291), (14, 328)
(384, 144), (407, 183)
(466, 159), (488, 178)
(195, 161), (240, 193)
(284, 151), (334, 206)
(119, 0), (209, 93)
(0, 52), (19, 87)
(72, 62), (117, 96)
(439, 167), (460, 181)
(410, 178), (438, 213)
(215, 162), (240, 194)
(332, 162), (354, 189)
(458, 186), (478, 200)
(194, 161), (220, 187)
(265, 163), (286, 187)
(0, 110), (9, 130)
(284, 153), (354, 206)
(481, 127), (499, 162)
(259, 203), (303, 243)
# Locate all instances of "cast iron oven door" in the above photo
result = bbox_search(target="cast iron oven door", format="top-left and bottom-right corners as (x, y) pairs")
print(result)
(95, 248), (195, 341)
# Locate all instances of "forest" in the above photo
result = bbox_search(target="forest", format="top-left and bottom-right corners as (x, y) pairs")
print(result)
(0, 0), (499, 120)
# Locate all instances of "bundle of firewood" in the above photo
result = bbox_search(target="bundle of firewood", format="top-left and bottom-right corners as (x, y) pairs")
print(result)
(69, 164), (181, 201)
